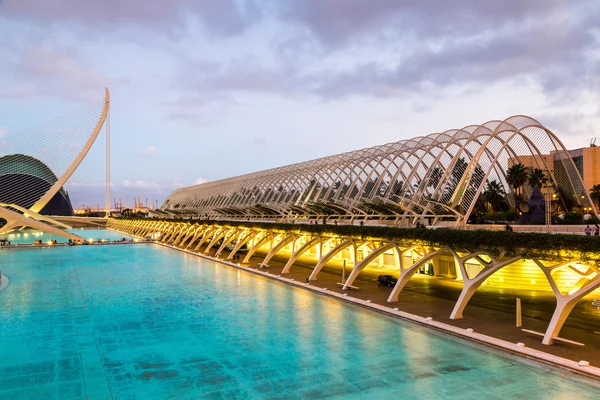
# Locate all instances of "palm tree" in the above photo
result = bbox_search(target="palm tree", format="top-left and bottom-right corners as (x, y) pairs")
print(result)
(428, 167), (443, 188)
(506, 163), (529, 197)
(590, 184), (600, 209)
(483, 180), (507, 212)
(528, 168), (549, 189)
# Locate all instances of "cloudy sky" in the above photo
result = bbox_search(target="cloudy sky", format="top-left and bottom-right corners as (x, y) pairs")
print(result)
(0, 0), (599, 208)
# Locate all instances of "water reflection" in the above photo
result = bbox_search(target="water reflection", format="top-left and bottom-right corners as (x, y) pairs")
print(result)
(0, 245), (598, 399)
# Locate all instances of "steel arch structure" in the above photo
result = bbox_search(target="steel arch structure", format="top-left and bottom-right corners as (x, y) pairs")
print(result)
(162, 115), (596, 226)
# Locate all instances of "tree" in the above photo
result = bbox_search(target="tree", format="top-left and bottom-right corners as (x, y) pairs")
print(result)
(483, 180), (507, 212)
(528, 168), (548, 189)
(451, 157), (469, 183)
(506, 163), (529, 197)
(428, 167), (443, 188)
(590, 184), (600, 209)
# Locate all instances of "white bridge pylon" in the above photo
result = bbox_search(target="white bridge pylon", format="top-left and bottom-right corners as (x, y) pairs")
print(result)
(111, 218), (600, 346)
(0, 88), (110, 241)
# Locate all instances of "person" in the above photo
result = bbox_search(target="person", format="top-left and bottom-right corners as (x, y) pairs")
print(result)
(584, 224), (592, 236)
(595, 223), (600, 236)
(504, 223), (513, 232)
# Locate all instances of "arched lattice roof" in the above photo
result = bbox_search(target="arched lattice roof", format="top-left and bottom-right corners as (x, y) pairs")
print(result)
(162, 115), (595, 225)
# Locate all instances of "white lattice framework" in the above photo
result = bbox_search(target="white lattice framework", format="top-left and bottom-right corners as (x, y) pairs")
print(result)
(162, 115), (595, 225)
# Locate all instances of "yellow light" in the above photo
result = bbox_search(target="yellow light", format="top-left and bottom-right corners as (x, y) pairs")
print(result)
(531, 279), (536, 284)
(47, 240), (53, 245)
(499, 278), (503, 282)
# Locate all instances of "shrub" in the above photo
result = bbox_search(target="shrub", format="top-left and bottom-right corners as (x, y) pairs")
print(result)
(557, 211), (583, 225)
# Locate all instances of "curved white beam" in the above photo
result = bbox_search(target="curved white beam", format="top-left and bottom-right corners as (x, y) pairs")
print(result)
(30, 88), (110, 214)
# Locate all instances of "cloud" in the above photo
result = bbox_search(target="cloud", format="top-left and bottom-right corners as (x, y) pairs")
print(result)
(1, 0), (263, 39)
(0, 126), (7, 139)
(3, 0), (600, 188)
(0, 40), (119, 100)
(123, 180), (153, 188)
(157, 0), (600, 109)
(279, 0), (581, 47)
(194, 177), (208, 185)
(137, 146), (157, 156)
(4, 0), (598, 104)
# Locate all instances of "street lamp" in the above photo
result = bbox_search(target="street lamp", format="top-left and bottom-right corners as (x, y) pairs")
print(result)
(545, 192), (551, 233)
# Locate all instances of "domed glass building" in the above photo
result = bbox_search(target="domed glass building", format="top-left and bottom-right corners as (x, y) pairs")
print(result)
(0, 154), (74, 216)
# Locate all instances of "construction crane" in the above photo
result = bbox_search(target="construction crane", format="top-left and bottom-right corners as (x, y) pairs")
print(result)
(591, 137), (597, 147)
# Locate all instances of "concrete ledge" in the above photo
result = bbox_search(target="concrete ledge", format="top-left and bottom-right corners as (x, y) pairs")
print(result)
(0, 274), (10, 292)
(153, 241), (600, 380)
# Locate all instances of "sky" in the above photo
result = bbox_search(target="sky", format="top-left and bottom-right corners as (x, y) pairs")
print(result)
(0, 0), (599, 209)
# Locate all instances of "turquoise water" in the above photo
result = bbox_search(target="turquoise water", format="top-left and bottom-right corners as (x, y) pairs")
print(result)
(0, 243), (599, 399)
(1, 229), (131, 245)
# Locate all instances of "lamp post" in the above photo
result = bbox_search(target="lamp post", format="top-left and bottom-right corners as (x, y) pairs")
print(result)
(545, 192), (551, 233)
(544, 190), (556, 234)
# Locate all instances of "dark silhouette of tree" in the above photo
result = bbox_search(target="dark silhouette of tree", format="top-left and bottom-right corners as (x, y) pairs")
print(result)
(590, 184), (600, 209)
(506, 163), (529, 197)
(452, 157), (469, 183)
(528, 168), (549, 188)
(483, 180), (507, 212)
(428, 167), (443, 188)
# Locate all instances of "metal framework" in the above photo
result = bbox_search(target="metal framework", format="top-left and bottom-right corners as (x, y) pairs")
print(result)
(162, 115), (595, 226)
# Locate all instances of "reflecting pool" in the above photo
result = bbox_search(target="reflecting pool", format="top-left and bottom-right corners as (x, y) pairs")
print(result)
(0, 242), (598, 399)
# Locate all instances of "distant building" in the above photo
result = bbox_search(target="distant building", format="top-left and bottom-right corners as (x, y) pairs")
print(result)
(509, 145), (600, 199)
(570, 145), (600, 190)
